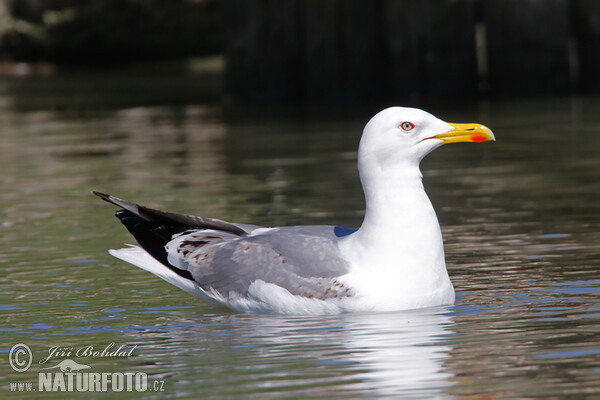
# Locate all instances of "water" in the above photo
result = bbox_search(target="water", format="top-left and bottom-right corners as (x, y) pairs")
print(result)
(1, 72), (599, 398)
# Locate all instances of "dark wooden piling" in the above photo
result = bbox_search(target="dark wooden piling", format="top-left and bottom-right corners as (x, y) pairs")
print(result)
(304, 0), (386, 102)
(220, 0), (600, 103)
(484, 0), (572, 96)
(384, 0), (479, 101)
(221, 0), (305, 102)
(571, 0), (600, 92)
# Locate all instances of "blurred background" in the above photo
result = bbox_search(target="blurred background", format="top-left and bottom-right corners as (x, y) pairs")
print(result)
(1, 0), (600, 103)
(1, 2), (599, 398)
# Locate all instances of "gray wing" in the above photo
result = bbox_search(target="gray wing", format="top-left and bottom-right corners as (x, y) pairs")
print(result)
(93, 191), (356, 300)
(166, 226), (355, 300)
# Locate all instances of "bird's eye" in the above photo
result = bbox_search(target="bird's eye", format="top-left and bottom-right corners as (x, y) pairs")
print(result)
(400, 121), (415, 132)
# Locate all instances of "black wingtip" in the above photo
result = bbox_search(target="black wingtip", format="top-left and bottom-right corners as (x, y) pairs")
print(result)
(93, 191), (133, 211)
(114, 209), (196, 282)
(92, 191), (112, 202)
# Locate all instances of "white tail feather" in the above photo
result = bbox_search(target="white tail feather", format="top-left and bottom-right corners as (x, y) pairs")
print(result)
(108, 246), (225, 307)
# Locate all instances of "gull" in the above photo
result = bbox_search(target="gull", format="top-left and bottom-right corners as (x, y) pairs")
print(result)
(94, 107), (494, 314)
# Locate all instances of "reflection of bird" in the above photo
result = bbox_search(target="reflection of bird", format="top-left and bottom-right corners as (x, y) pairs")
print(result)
(342, 308), (454, 397)
(95, 107), (494, 314)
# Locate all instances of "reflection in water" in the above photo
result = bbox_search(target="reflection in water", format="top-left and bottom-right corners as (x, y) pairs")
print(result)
(123, 307), (455, 398)
(106, 106), (227, 194)
(341, 308), (454, 398)
(0, 76), (599, 398)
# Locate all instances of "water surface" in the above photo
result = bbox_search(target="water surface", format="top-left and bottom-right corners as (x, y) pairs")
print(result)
(1, 74), (599, 398)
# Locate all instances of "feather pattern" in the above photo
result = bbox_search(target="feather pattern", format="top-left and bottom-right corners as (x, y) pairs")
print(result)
(94, 107), (494, 314)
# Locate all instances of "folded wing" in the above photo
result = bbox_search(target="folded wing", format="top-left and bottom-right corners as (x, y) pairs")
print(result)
(94, 192), (353, 302)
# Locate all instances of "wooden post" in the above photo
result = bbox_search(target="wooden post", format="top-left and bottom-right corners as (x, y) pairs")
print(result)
(220, 0), (305, 103)
(483, 0), (571, 96)
(304, 0), (345, 102)
(221, 0), (600, 103)
(571, 0), (600, 92)
(304, 0), (386, 103)
(384, 0), (479, 101)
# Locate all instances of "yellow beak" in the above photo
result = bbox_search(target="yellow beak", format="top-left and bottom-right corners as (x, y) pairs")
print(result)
(433, 123), (495, 144)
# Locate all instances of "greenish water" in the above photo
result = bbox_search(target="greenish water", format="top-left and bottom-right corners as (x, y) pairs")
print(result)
(1, 73), (599, 399)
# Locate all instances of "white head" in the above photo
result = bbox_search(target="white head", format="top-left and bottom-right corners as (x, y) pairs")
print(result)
(357, 107), (494, 182)
(341, 107), (494, 308)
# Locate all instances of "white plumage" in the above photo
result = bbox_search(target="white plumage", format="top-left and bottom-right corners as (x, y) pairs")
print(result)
(98, 107), (494, 314)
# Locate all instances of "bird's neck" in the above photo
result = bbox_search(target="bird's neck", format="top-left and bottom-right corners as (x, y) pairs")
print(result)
(342, 163), (445, 271)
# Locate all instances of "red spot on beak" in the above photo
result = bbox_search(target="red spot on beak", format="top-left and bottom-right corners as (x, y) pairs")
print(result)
(470, 134), (488, 143)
